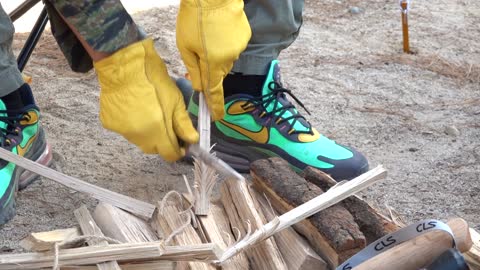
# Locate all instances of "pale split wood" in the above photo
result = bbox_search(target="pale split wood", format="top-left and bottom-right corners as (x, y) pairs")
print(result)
(0, 147), (155, 218)
(196, 199), (250, 270)
(355, 218), (472, 270)
(465, 227), (480, 270)
(151, 199), (216, 270)
(255, 192), (328, 270)
(74, 205), (121, 270)
(194, 93), (214, 215)
(219, 165), (387, 264)
(53, 261), (174, 270)
(0, 242), (221, 269)
(19, 228), (80, 252)
(219, 179), (288, 270)
(93, 203), (158, 243)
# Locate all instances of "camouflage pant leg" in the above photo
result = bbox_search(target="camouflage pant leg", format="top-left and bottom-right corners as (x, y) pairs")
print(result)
(0, 3), (24, 96)
(45, 0), (142, 73)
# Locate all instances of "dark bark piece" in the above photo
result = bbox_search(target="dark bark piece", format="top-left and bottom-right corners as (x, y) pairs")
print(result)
(303, 167), (400, 243)
(250, 157), (366, 264)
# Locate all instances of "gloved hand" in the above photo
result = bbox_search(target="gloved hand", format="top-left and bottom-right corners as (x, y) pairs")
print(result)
(176, 0), (251, 120)
(94, 38), (199, 162)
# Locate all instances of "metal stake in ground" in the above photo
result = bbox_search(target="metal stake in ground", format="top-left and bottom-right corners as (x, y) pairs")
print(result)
(400, 0), (410, 53)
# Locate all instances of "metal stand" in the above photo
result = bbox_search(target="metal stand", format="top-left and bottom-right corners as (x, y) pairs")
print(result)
(8, 0), (49, 72)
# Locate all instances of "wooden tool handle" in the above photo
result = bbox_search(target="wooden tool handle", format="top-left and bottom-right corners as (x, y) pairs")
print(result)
(354, 218), (473, 270)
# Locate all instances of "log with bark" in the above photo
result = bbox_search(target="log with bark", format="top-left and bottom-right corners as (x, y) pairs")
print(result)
(255, 191), (328, 270)
(251, 157), (367, 266)
(302, 166), (400, 243)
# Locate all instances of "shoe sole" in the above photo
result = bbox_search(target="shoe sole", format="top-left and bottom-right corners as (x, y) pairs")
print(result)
(0, 194), (16, 226)
(17, 128), (53, 190)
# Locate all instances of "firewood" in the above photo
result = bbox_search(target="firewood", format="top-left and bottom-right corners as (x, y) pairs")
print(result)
(0, 242), (221, 269)
(74, 205), (121, 270)
(0, 147), (155, 218)
(302, 167), (400, 243)
(220, 179), (288, 270)
(220, 164), (386, 267)
(251, 158), (366, 263)
(193, 93), (214, 216)
(255, 192), (328, 270)
(192, 198), (250, 270)
(57, 261), (174, 270)
(93, 202), (158, 243)
(150, 198), (216, 270)
(465, 228), (480, 270)
(19, 228), (80, 252)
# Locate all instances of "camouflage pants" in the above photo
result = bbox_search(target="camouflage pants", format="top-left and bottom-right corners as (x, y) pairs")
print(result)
(46, 0), (304, 75)
(0, 3), (24, 96)
(45, 0), (142, 73)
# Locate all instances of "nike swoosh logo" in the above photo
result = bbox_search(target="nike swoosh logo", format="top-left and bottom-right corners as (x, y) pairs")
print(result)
(17, 133), (37, 157)
(219, 120), (269, 144)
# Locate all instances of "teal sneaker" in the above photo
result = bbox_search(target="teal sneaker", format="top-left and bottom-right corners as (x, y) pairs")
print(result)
(0, 101), (52, 225)
(183, 60), (368, 180)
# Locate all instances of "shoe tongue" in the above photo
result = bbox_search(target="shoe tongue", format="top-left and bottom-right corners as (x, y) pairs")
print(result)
(261, 60), (310, 133)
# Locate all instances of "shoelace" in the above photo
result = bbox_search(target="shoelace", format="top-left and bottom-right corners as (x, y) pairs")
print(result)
(0, 110), (29, 147)
(242, 81), (314, 135)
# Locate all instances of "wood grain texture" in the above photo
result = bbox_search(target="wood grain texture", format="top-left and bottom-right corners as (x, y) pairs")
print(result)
(255, 192), (328, 270)
(251, 158), (365, 262)
(74, 205), (121, 270)
(303, 166), (400, 243)
(19, 228), (80, 252)
(355, 218), (472, 270)
(0, 242), (221, 269)
(220, 179), (288, 270)
(0, 147), (155, 218)
(56, 261), (174, 270)
(93, 203), (158, 243)
(465, 228), (480, 270)
(196, 200), (250, 270)
(151, 200), (216, 270)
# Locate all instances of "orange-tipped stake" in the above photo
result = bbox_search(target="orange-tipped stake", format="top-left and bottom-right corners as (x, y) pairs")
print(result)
(400, 0), (410, 53)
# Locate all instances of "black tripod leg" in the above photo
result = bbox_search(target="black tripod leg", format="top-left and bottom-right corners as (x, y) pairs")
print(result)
(17, 6), (48, 72)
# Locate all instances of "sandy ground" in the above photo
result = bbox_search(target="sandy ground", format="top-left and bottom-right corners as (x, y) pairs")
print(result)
(1, 0), (479, 252)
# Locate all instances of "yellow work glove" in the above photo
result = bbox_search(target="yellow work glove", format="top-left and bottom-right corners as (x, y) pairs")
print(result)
(94, 39), (199, 162)
(176, 0), (251, 120)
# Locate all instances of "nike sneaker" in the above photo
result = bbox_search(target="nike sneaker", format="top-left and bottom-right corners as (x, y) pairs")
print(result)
(0, 100), (52, 225)
(184, 60), (368, 180)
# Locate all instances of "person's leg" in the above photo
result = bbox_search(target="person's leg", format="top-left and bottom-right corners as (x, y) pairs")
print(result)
(185, 0), (369, 180)
(0, 3), (52, 226)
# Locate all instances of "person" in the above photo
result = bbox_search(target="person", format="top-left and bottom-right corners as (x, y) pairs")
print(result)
(0, 0), (367, 226)
(182, 0), (369, 179)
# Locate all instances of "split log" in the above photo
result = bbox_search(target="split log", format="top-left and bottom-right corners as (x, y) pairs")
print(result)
(19, 228), (80, 252)
(0, 147), (155, 218)
(58, 261), (174, 270)
(93, 202), (158, 243)
(251, 158), (366, 266)
(255, 192), (328, 270)
(190, 197), (250, 270)
(220, 164), (387, 266)
(465, 228), (480, 270)
(74, 205), (121, 270)
(150, 199), (215, 270)
(0, 242), (221, 270)
(302, 167), (400, 243)
(220, 179), (287, 270)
